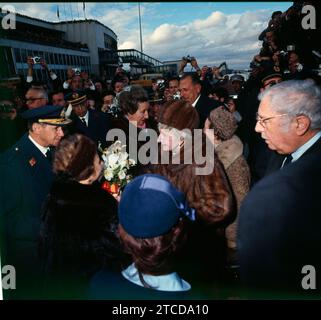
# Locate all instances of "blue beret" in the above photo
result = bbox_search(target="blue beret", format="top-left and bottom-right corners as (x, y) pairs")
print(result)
(119, 174), (195, 238)
(21, 105), (71, 126)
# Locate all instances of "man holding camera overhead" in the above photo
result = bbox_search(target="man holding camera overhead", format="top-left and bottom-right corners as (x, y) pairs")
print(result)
(26, 56), (61, 92)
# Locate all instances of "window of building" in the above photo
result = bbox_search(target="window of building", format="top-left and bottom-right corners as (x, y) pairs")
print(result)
(20, 49), (27, 63)
(14, 48), (21, 63)
(44, 52), (50, 64)
(49, 53), (54, 65)
(71, 55), (76, 66)
(104, 33), (117, 50)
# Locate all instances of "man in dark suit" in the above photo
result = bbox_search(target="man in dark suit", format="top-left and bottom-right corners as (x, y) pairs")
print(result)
(179, 73), (220, 128)
(0, 105), (71, 299)
(66, 91), (111, 148)
(255, 80), (321, 175)
(238, 80), (321, 298)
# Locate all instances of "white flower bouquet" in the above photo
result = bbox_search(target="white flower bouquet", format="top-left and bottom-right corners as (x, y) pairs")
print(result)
(99, 140), (136, 196)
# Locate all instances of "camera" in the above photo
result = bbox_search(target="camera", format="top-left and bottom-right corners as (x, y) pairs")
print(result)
(107, 103), (121, 118)
(286, 45), (295, 51)
(156, 79), (165, 91)
(72, 68), (81, 76)
(173, 91), (181, 100)
(182, 55), (195, 63)
(32, 56), (42, 64)
(279, 50), (288, 57)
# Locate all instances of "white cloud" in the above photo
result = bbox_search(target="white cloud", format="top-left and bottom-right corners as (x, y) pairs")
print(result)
(118, 41), (136, 50)
(193, 11), (226, 30)
(141, 9), (271, 68)
(1, 3), (273, 68)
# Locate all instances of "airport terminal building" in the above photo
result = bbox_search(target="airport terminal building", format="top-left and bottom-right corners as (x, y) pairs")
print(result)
(0, 10), (119, 80)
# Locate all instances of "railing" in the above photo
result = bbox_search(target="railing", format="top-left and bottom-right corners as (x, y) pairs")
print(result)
(117, 49), (163, 67)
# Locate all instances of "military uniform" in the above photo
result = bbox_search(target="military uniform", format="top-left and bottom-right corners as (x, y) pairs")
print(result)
(65, 91), (112, 148)
(0, 105), (70, 299)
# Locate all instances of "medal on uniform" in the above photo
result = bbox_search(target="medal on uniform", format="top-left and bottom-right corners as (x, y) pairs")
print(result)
(29, 157), (36, 167)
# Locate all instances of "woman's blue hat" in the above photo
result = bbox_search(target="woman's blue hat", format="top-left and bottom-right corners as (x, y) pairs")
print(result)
(119, 174), (195, 238)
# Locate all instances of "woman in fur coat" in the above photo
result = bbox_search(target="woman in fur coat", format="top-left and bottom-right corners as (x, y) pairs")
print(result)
(145, 100), (235, 297)
(39, 134), (127, 299)
(204, 106), (251, 265)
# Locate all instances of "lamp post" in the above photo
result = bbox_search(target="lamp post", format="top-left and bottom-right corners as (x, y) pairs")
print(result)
(138, 3), (143, 58)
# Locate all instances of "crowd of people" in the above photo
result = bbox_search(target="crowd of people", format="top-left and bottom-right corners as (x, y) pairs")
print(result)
(0, 1), (321, 299)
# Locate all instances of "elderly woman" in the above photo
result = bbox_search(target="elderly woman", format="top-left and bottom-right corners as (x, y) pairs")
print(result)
(204, 106), (251, 265)
(39, 134), (126, 299)
(145, 100), (235, 295)
(111, 84), (158, 168)
(90, 174), (197, 299)
(113, 84), (151, 130)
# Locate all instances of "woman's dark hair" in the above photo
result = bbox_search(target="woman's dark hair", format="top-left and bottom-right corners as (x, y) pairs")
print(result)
(102, 89), (115, 98)
(53, 134), (97, 181)
(118, 221), (187, 288)
(119, 84), (148, 115)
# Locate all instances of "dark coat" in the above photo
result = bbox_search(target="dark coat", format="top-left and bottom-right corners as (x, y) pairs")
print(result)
(39, 179), (126, 299)
(112, 114), (159, 168)
(265, 135), (321, 176)
(238, 151), (321, 298)
(194, 94), (220, 128)
(69, 109), (112, 148)
(0, 133), (54, 299)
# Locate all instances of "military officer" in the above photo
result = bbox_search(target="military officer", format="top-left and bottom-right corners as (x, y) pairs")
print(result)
(65, 90), (112, 148)
(0, 105), (71, 299)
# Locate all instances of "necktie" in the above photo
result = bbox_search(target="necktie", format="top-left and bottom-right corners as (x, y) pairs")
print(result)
(81, 117), (87, 127)
(45, 148), (52, 162)
(282, 154), (293, 168)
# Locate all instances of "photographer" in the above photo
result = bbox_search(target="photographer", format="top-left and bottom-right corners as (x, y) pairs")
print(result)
(178, 55), (200, 75)
(81, 71), (95, 91)
(0, 78), (26, 151)
(199, 65), (213, 96)
(63, 68), (95, 92)
(150, 78), (166, 101)
(101, 90), (116, 113)
(164, 77), (180, 102)
(26, 56), (61, 91)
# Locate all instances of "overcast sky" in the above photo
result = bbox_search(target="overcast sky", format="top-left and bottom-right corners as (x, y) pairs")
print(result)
(1, 2), (291, 69)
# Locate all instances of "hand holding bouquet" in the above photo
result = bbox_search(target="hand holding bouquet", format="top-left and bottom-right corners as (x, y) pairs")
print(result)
(99, 140), (136, 200)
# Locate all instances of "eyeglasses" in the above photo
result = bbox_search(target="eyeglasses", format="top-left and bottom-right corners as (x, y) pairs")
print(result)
(25, 97), (45, 103)
(256, 113), (289, 127)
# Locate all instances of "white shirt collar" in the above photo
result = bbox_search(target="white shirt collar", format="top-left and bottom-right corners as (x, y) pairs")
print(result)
(79, 111), (89, 125)
(121, 263), (191, 292)
(28, 135), (49, 156)
(192, 94), (201, 107)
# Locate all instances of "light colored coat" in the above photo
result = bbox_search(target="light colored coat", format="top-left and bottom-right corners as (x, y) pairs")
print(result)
(216, 135), (251, 249)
